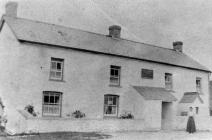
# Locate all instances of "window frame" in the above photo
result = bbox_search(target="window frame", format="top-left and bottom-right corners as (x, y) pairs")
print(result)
(165, 73), (173, 90)
(49, 57), (64, 81)
(110, 65), (121, 86)
(141, 69), (154, 79)
(195, 107), (199, 114)
(196, 77), (202, 93)
(42, 91), (62, 117)
(180, 111), (188, 116)
(104, 94), (119, 117)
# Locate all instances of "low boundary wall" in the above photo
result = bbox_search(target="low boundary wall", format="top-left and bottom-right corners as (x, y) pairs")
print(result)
(26, 118), (158, 133)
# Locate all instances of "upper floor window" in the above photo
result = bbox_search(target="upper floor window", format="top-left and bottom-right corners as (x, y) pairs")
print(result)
(110, 65), (121, 86)
(42, 91), (62, 117)
(141, 69), (153, 79)
(195, 107), (199, 114)
(104, 95), (119, 117)
(165, 73), (172, 90)
(196, 77), (202, 93)
(50, 57), (64, 81)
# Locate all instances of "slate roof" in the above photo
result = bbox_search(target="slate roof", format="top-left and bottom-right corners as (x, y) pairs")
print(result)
(0, 15), (210, 72)
(179, 92), (204, 103)
(132, 86), (177, 102)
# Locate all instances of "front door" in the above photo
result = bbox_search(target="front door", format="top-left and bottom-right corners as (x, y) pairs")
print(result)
(161, 102), (173, 130)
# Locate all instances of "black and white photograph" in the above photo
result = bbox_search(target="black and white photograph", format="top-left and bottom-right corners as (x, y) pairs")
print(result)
(0, 0), (212, 139)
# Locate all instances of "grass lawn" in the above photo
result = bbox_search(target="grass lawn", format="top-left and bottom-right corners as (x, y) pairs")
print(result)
(0, 132), (112, 140)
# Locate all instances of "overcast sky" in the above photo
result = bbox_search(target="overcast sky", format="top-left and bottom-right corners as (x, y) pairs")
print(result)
(1, 0), (212, 75)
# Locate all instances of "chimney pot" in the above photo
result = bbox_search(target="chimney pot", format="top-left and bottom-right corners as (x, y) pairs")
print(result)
(173, 41), (183, 52)
(5, 2), (18, 17)
(109, 25), (121, 38)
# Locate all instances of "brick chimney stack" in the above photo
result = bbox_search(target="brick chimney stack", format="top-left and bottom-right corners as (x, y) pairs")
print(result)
(5, 2), (18, 17)
(173, 41), (183, 52)
(109, 25), (121, 38)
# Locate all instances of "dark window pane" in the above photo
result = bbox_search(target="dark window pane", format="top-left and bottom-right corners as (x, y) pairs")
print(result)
(55, 96), (60, 104)
(165, 73), (172, 82)
(50, 96), (54, 103)
(57, 63), (61, 70)
(113, 97), (117, 105)
(44, 95), (49, 103)
(111, 69), (115, 76)
(106, 106), (112, 114)
(142, 69), (153, 79)
(196, 80), (201, 86)
(114, 70), (118, 76)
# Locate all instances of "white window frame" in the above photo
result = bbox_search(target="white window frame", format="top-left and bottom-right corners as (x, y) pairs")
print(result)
(165, 73), (172, 90)
(110, 65), (121, 86)
(42, 91), (62, 117)
(50, 57), (64, 81)
(196, 77), (202, 93)
(104, 95), (119, 117)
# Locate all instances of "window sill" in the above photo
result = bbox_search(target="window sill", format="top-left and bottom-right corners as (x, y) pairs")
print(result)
(42, 115), (61, 118)
(165, 89), (175, 92)
(49, 79), (66, 83)
(142, 77), (153, 80)
(109, 84), (122, 88)
(103, 116), (118, 119)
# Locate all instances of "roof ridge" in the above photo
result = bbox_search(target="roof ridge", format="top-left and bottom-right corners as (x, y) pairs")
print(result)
(2, 15), (175, 52)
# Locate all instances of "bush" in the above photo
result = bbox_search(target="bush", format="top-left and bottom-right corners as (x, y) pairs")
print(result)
(119, 112), (134, 119)
(0, 125), (5, 132)
(24, 105), (37, 117)
(72, 110), (85, 118)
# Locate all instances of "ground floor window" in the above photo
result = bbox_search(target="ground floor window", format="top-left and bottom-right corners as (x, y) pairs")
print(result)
(42, 91), (62, 117)
(181, 111), (188, 116)
(104, 95), (119, 117)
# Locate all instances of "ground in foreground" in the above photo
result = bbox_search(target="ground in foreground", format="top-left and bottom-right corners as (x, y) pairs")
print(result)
(1, 130), (212, 140)
(106, 130), (212, 140)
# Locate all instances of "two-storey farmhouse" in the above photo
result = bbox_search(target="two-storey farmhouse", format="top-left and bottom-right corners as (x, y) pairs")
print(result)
(0, 2), (211, 133)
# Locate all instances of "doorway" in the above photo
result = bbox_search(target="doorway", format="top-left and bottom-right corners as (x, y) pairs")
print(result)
(161, 102), (173, 130)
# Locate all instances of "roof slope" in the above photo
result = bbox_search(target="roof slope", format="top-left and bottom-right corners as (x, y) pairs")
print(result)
(179, 92), (203, 103)
(132, 86), (177, 102)
(0, 16), (210, 72)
